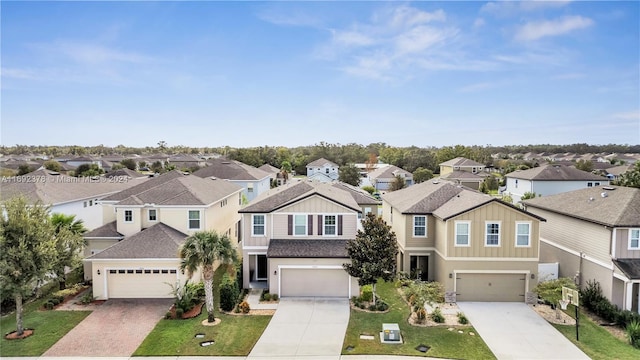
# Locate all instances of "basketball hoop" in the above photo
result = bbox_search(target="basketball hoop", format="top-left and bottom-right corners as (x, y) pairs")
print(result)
(559, 299), (569, 310)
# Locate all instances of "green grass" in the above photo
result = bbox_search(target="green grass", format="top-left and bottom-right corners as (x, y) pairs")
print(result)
(0, 297), (91, 356)
(134, 264), (272, 356)
(343, 280), (495, 359)
(552, 307), (640, 360)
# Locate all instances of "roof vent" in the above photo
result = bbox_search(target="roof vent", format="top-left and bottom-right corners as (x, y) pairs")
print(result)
(210, 176), (217, 180)
(222, 161), (231, 164)
(589, 197), (594, 202)
(601, 192), (608, 198)
(432, 180), (439, 184)
(602, 186), (615, 191)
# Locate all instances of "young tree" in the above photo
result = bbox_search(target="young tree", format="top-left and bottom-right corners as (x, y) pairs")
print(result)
(50, 213), (87, 290)
(75, 164), (103, 177)
(521, 192), (538, 201)
(0, 197), (57, 336)
(575, 159), (594, 172)
(343, 213), (398, 304)
(389, 174), (406, 191)
(339, 164), (361, 186)
(43, 160), (62, 172)
(120, 158), (137, 170)
(413, 167), (434, 184)
(616, 162), (640, 189)
(534, 278), (577, 319)
(180, 231), (237, 323)
(17, 165), (32, 175)
(150, 161), (164, 173)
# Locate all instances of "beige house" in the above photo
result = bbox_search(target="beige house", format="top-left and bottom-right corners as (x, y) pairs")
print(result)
(85, 170), (243, 299)
(239, 180), (380, 298)
(439, 157), (485, 176)
(523, 186), (640, 312)
(382, 180), (545, 302)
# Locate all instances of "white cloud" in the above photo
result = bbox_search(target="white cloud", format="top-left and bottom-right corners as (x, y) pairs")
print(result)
(515, 15), (593, 41)
(481, 1), (572, 17)
(332, 29), (376, 47)
(612, 111), (640, 120)
(387, 7), (446, 28)
(458, 82), (498, 92)
(473, 18), (486, 28)
(394, 26), (455, 55)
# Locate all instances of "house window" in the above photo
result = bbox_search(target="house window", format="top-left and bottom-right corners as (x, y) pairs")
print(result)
(84, 201), (87, 208)
(294, 214), (307, 236)
(595, 182), (600, 186)
(326, 168), (329, 174)
(252, 214), (265, 236)
(324, 215), (337, 235)
(148, 209), (157, 222)
(629, 229), (640, 249)
(248, 185), (254, 193)
(515, 222), (531, 247)
(188, 210), (200, 230)
(413, 216), (427, 237)
(455, 221), (470, 246)
(485, 222), (501, 246)
(89, 200), (93, 206)
(515, 179), (518, 188)
(220, 199), (227, 207)
(587, 182), (593, 187)
(124, 210), (133, 223)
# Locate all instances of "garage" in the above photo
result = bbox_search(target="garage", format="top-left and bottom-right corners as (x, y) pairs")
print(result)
(105, 268), (178, 298)
(456, 273), (526, 302)
(280, 268), (350, 297)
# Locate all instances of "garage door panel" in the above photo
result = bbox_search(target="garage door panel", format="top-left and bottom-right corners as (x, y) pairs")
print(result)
(281, 269), (349, 297)
(107, 270), (177, 298)
(457, 273), (525, 302)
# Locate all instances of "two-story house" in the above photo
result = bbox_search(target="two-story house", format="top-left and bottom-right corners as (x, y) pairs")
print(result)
(439, 157), (485, 175)
(368, 165), (414, 191)
(85, 170), (243, 299)
(505, 164), (609, 203)
(382, 180), (545, 302)
(239, 180), (379, 298)
(523, 186), (640, 312)
(193, 158), (270, 202)
(306, 158), (339, 182)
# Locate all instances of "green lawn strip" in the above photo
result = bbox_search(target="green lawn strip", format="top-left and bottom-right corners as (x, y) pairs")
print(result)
(552, 307), (640, 360)
(135, 263), (272, 356)
(342, 280), (495, 359)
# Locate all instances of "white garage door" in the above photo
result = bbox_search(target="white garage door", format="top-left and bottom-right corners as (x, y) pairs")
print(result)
(106, 268), (178, 299)
(456, 273), (526, 302)
(281, 268), (350, 297)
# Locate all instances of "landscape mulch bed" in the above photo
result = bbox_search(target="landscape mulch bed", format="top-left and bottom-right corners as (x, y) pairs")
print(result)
(5, 329), (34, 340)
(169, 302), (204, 319)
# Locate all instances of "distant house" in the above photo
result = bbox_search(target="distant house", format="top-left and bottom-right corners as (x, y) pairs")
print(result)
(439, 157), (485, 176)
(259, 164), (286, 186)
(605, 164), (633, 181)
(367, 165), (413, 191)
(439, 170), (486, 190)
(306, 158), (339, 182)
(66, 156), (102, 169)
(523, 186), (640, 312)
(193, 158), (271, 202)
(504, 164), (609, 203)
(168, 154), (207, 169)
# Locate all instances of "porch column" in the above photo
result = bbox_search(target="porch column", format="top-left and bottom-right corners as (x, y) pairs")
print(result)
(626, 281), (634, 311)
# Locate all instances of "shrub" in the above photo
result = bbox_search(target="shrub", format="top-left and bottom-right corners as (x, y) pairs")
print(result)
(234, 305), (241, 313)
(361, 285), (373, 302)
(534, 277), (576, 307)
(165, 311), (172, 319)
(416, 307), (427, 322)
(431, 307), (445, 323)
(169, 280), (200, 313)
(189, 282), (205, 299)
(376, 300), (388, 311)
(626, 320), (640, 349)
(408, 294), (416, 306)
(457, 312), (469, 325)
(44, 301), (54, 310)
(368, 304), (377, 311)
(581, 280), (605, 310)
(219, 273), (240, 312)
(175, 308), (184, 319)
(79, 291), (94, 305)
(263, 293), (272, 301)
(271, 294), (278, 301)
(239, 300), (250, 314)
(50, 298), (60, 306)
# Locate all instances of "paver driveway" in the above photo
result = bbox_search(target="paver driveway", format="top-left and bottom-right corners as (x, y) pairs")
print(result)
(248, 297), (350, 359)
(457, 302), (589, 360)
(43, 298), (172, 357)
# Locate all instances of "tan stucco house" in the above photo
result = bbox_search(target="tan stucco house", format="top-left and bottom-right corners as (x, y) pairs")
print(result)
(523, 186), (640, 312)
(239, 180), (380, 298)
(382, 180), (545, 302)
(85, 170), (243, 299)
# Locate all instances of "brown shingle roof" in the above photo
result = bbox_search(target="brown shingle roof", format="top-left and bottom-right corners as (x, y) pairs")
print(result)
(506, 164), (606, 181)
(614, 259), (640, 280)
(523, 186), (640, 227)
(88, 223), (187, 259)
(267, 239), (349, 258)
(193, 158), (270, 181)
(368, 164), (411, 180)
(307, 158), (338, 168)
(101, 170), (184, 202)
(382, 181), (464, 214)
(83, 221), (123, 238)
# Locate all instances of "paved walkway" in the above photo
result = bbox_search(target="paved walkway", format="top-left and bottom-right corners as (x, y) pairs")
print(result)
(42, 298), (172, 357)
(246, 288), (278, 310)
(457, 302), (589, 360)
(248, 297), (350, 359)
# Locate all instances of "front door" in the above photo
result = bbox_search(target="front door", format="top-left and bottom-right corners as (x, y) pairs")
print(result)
(410, 255), (428, 281)
(256, 255), (268, 280)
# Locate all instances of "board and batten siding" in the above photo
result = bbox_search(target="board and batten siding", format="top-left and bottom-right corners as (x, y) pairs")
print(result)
(446, 202), (539, 258)
(270, 213), (357, 239)
(527, 208), (612, 264)
(242, 213), (270, 247)
(382, 202), (407, 248)
(614, 228), (640, 259)
(404, 215), (436, 248)
(279, 195), (354, 214)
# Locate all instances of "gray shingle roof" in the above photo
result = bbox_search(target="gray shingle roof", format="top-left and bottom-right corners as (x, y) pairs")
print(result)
(105, 168), (146, 178)
(439, 157), (484, 167)
(614, 259), (640, 280)
(440, 170), (486, 180)
(331, 182), (381, 206)
(523, 186), (640, 227)
(83, 221), (123, 238)
(382, 181), (464, 214)
(258, 164), (281, 175)
(88, 223), (187, 259)
(267, 239), (349, 258)
(307, 158), (338, 168)
(506, 164), (606, 181)
(368, 164), (411, 180)
(101, 170), (184, 202)
(193, 158), (270, 181)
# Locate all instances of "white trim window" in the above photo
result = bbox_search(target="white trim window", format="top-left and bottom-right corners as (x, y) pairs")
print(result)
(188, 210), (201, 230)
(252, 214), (265, 236)
(124, 210), (133, 223)
(413, 216), (427, 237)
(485, 221), (501, 246)
(324, 215), (337, 236)
(515, 222), (531, 247)
(455, 221), (471, 247)
(629, 229), (640, 250)
(294, 214), (307, 236)
(148, 209), (157, 222)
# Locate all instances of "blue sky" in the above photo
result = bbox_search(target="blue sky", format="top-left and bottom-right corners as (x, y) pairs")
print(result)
(1, 1), (638, 148)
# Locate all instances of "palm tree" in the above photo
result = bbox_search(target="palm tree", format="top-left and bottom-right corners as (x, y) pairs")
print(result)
(180, 231), (237, 323)
(50, 213), (87, 290)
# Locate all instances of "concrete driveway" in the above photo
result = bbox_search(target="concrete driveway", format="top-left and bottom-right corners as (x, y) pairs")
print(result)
(457, 302), (589, 360)
(43, 298), (172, 357)
(248, 297), (350, 359)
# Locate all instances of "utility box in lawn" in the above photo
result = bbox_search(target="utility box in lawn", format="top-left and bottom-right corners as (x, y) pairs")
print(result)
(381, 323), (402, 344)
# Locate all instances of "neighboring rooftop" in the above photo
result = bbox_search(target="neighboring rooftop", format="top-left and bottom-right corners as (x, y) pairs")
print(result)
(368, 164), (411, 179)
(307, 157), (338, 168)
(506, 164), (607, 181)
(83, 221), (123, 238)
(439, 157), (485, 167)
(193, 158), (270, 181)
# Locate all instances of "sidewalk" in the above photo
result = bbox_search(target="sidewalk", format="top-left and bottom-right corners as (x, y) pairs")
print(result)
(245, 288), (278, 310)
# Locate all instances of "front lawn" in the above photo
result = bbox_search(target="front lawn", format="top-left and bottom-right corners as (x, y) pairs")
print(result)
(552, 307), (640, 360)
(343, 280), (495, 359)
(134, 264), (272, 356)
(0, 298), (91, 356)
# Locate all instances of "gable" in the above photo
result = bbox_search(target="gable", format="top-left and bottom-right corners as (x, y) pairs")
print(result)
(276, 194), (358, 214)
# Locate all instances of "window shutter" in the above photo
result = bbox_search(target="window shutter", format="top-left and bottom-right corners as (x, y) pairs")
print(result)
(308, 215), (313, 235)
(318, 215), (323, 235)
(338, 215), (343, 235)
(287, 215), (293, 236)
